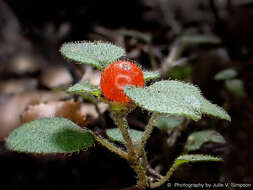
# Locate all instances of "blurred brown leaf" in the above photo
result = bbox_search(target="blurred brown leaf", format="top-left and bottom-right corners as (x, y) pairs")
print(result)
(21, 100), (85, 126)
(0, 91), (68, 140)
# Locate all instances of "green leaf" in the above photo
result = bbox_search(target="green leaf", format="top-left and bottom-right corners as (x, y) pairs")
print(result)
(5, 118), (95, 154)
(175, 154), (223, 167)
(200, 97), (231, 121)
(184, 130), (226, 151)
(182, 34), (221, 45)
(143, 71), (160, 82)
(214, 68), (237, 80)
(154, 115), (184, 130)
(67, 81), (100, 97)
(60, 41), (126, 70)
(125, 80), (202, 121)
(125, 80), (231, 122)
(106, 128), (143, 145)
(225, 79), (246, 98)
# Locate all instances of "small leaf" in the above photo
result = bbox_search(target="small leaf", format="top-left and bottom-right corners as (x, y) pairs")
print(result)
(175, 154), (223, 167)
(106, 128), (143, 145)
(214, 68), (237, 80)
(67, 81), (100, 97)
(225, 79), (246, 98)
(143, 71), (160, 82)
(184, 130), (226, 151)
(154, 115), (184, 130)
(125, 80), (202, 121)
(182, 34), (221, 45)
(6, 118), (95, 154)
(60, 41), (126, 70)
(200, 97), (231, 121)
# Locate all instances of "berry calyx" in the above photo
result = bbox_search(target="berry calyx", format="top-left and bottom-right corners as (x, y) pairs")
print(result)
(100, 60), (144, 103)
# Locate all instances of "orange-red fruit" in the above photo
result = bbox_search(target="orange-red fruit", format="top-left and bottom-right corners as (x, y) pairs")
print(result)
(100, 60), (144, 103)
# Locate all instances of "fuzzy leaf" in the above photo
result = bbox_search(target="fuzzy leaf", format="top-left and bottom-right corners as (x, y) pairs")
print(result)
(185, 130), (226, 151)
(182, 34), (221, 45)
(125, 80), (202, 121)
(106, 128), (143, 145)
(175, 154), (223, 167)
(214, 68), (237, 80)
(125, 80), (230, 122)
(60, 41), (126, 70)
(143, 71), (160, 82)
(154, 115), (184, 130)
(5, 118), (95, 154)
(67, 81), (100, 97)
(200, 98), (231, 121)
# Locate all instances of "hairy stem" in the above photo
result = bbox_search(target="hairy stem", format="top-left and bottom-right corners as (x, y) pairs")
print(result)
(150, 161), (178, 189)
(136, 113), (158, 159)
(142, 150), (148, 171)
(147, 165), (163, 180)
(134, 160), (148, 189)
(112, 112), (136, 162)
(91, 132), (128, 160)
(112, 111), (148, 189)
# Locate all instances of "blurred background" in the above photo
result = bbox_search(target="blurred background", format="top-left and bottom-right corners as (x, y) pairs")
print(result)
(0, 0), (253, 189)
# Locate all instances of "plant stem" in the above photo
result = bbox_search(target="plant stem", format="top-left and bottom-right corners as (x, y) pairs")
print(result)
(134, 113), (159, 189)
(135, 150), (150, 189)
(91, 132), (128, 160)
(142, 150), (148, 171)
(147, 165), (164, 180)
(150, 161), (178, 189)
(136, 113), (158, 159)
(112, 111), (148, 189)
(134, 160), (147, 189)
(112, 112), (136, 161)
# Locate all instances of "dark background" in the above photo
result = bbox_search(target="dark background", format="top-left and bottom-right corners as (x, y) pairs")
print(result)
(0, 0), (253, 189)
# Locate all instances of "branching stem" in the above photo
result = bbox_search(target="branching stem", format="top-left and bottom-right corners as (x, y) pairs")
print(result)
(112, 112), (136, 161)
(111, 110), (148, 189)
(91, 131), (128, 160)
(150, 161), (178, 189)
(136, 113), (158, 159)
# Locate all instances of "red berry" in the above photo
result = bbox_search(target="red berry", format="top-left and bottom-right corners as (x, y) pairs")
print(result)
(100, 60), (144, 103)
